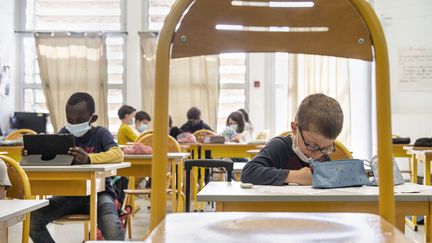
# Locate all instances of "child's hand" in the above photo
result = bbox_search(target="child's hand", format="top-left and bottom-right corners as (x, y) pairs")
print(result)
(286, 167), (312, 185)
(68, 147), (90, 165)
(231, 135), (240, 143)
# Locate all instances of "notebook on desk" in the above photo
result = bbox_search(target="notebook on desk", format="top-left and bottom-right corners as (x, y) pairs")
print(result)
(20, 134), (75, 166)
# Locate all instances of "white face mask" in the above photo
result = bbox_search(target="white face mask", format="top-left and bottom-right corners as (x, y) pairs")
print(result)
(66, 116), (92, 138)
(129, 117), (135, 125)
(138, 123), (148, 133)
(229, 124), (238, 132)
(291, 133), (310, 162)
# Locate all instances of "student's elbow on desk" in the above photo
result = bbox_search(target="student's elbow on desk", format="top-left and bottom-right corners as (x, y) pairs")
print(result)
(240, 163), (288, 186)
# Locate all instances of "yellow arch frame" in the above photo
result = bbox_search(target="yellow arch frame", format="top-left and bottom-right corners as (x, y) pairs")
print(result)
(150, 0), (394, 229)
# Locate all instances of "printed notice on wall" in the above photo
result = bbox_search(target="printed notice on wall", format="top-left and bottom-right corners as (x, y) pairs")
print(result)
(398, 47), (432, 91)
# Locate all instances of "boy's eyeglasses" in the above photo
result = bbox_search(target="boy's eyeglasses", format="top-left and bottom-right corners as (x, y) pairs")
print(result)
(297, 127), (335, 155)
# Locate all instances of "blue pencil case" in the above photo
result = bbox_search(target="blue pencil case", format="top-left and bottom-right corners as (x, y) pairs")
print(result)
(310, 159), (370, 189)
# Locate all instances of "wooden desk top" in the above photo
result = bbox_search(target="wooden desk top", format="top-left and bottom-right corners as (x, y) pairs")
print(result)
(246, 149), (260, 154)
(21, 162), (130, 172)
(144, 212), (408, 243)
(198, 181), (432, 202)
(124, 152), (190, 160)
(0, 200), (49, 222)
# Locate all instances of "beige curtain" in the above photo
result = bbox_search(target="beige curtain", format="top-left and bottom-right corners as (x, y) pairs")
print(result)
(139, 32), (219, 129)
(35, 32), (108, 132)
(288, 54), (351, 147)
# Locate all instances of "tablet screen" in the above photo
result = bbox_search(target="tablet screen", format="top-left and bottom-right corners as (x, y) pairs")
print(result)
(23, 134), (75, 156)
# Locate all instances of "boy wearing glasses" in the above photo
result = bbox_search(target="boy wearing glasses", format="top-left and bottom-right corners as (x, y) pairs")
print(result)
(241, 93), (343, 185)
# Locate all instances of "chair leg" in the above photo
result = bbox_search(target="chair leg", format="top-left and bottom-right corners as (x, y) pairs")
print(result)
(199, 167), (205, 211)
(84, 221), (89, 241)
(127, 216), (132, 239)
(192, 167), (198, 211)
(22, 213), (30, 243)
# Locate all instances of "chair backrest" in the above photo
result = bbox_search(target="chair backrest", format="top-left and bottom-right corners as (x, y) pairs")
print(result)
(1, 155), (31, 199)
(137, 133), (181, 152)
(150, 0), (395, 228)
(279, 131), (293, 137)
(193, 129), (216, 143)
(329, 141), (353, 160)
(5, 129), (37, 141)
(184, 159), (233, 212)
(135, 129), (154, 142)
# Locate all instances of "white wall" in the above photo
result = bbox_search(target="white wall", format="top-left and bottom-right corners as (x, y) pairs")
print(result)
(374, 0), (432, 141)
(0, 0), (17, 134)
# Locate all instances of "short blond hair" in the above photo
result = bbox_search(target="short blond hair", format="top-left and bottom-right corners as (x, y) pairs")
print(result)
(296, 93), (343, 139)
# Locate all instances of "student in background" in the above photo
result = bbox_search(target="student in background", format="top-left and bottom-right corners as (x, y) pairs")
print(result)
(225, 111), (252, 143)
(117, 105), (137, 145)
(169, 115), (183, 139)
(180, 107), (212, 133)
(135, 111), (152, 134)
(0, 159), (11, 199)
(238, 108), (254, 139)
(241, 93), (343, 186)
(30, 92), (125, 242)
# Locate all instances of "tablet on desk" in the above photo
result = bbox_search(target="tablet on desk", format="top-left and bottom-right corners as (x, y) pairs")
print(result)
(20, 134), (75, 166)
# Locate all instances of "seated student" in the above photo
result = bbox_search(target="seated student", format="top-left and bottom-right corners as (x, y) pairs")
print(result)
(135, 111), (152, 134)
(30, 92), (125, 242)
(0, 159), (11, 199)
(241, 93), (343, 186)
(117, 105), (137, 145)
(169, 115), (182, 139)
(180, 107), (212, 133)
(225, 111), (252, 143)
(238, 108), (254, 139)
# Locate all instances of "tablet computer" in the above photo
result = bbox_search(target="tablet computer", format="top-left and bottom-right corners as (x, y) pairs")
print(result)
(21, 134), (75, 165)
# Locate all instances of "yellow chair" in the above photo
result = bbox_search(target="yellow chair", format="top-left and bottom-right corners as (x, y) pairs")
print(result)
(135, 129), (154, 142)
(2, 155), (32, 243)
(149, 0), (397, 234)
(5, 129), (37, 141)
(278, 131), (292, 137)
(192, 129), (216, 143)
(330, 141), (354, 160)
(123, 133), (183, 238)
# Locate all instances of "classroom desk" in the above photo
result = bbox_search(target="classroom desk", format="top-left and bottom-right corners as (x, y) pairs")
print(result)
(143, 212), (409, 243)
(404, 147), (432, 185)
(119, 153), (190, 212)
(0, 146), (23, 161)
(0, 200), (49, 242)
(188, 143), (260, 159)
(393, 144), (412, 158)
(22, 163), (130, 241)
(198, 181), (432, 242)
(246, 149), (260, 159)
(411, 148), (432, 186)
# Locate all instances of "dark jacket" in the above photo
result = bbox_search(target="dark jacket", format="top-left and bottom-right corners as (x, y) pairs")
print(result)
(180, 120), (212, 133)
(169, 126), (183, 140)
(241, 136), (330, 186)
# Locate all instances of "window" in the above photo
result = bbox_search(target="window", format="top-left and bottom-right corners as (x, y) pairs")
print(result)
(273, 53), (289, 135)
(21, 0), (125, 132)
(148, 0), (247, 133)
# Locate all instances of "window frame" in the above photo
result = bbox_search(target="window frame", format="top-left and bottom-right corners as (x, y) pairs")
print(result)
(16, 0), (128, 133)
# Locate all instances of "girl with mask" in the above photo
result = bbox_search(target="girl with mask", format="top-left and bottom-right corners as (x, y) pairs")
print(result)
(240, 93), (343, 186)
(224, 111), (252, 143)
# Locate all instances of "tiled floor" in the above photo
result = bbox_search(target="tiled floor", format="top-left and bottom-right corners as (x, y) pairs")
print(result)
(7, 197), (427, 242)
